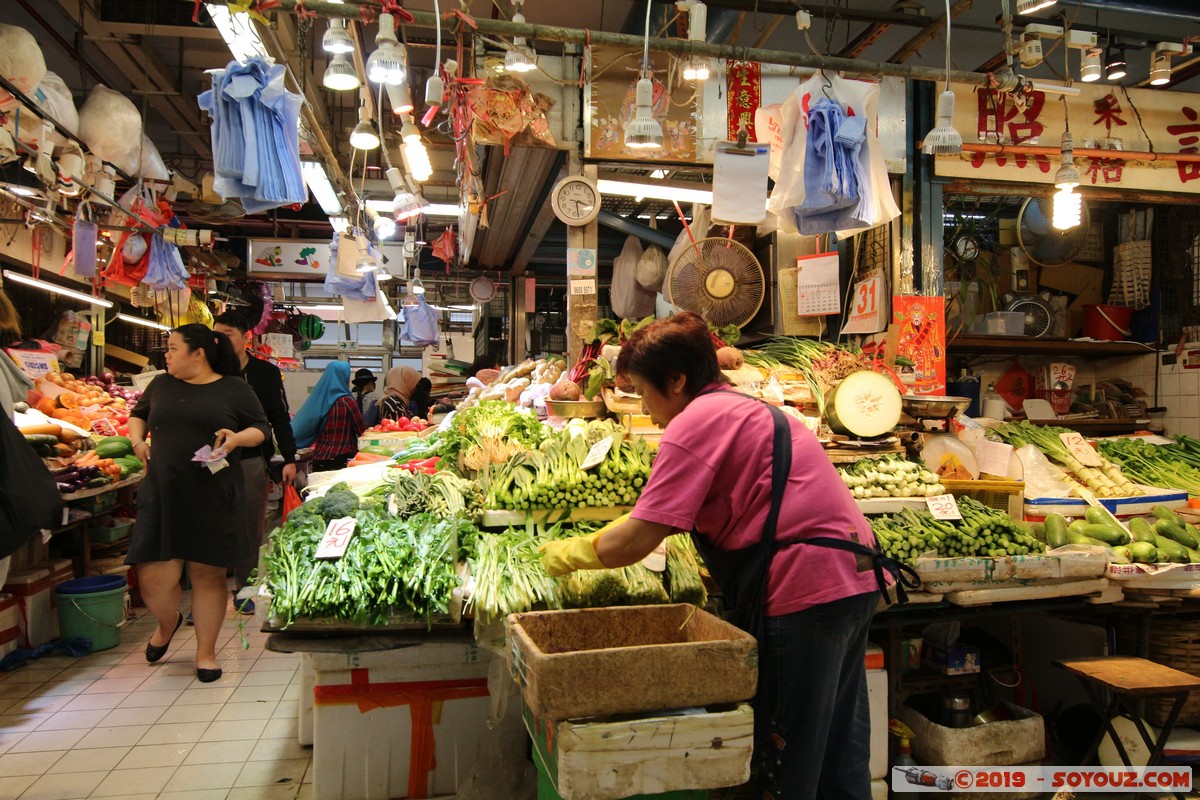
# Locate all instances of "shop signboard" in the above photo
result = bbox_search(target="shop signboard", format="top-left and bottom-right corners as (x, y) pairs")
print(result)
(247, 239), (332, 278)
(935, 82), (1200, 195)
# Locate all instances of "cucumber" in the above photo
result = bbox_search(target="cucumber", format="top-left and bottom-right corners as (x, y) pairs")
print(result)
(24, 434), (60, 447)
(1111, 545), (1132, 564)
(94, 441), (132, 459)
(1129, 517), (1159, 546)
(1154, 519), (1198, 549)
(1157, 536), (1190, 563)
(1186, 546), (1200, 564)
(1067, 531), (1110, 547)
(1069, 519), (1091, 535)
(1129, 541), (1159, 563)
(1079, 523), (1129, 546)
(1085, 506), (1118, 528)
(1045, 513), (1070, 550)
(1153, 506), (1183, 524)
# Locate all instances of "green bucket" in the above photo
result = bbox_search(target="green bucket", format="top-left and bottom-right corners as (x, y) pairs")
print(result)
(55, 576), (128, 651)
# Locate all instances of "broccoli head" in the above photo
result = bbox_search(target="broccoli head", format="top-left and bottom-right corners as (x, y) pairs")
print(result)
(315, 483), (360, 521)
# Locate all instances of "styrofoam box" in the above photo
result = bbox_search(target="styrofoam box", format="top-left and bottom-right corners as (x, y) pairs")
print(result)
(868, 669), (887, 780)
(0, 593), (20, 659)
(900, 701), (1044, 766)
(871, 778), (887, 800)
(308, 641), (524, 800)
(2, 568), (57, 647)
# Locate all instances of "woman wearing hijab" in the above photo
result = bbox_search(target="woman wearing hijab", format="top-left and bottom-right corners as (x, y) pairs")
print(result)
(292, 362), (366, 472)
(378, 366), (422, 422)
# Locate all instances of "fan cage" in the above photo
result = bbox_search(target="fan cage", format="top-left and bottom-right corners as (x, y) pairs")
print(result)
(667, 238), (765, 328)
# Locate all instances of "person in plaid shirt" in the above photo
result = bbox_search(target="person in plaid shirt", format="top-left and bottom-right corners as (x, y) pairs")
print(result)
(292, 362), (366, 472)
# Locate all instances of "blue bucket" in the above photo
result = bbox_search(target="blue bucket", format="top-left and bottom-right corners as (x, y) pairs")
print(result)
(56, 575), (127, 595)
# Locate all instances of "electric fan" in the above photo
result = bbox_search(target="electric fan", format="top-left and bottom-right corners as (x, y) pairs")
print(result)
(1003, 292), (1056, 337)
(664, 237), (766, 328)
(1017, 197), (1092, 267)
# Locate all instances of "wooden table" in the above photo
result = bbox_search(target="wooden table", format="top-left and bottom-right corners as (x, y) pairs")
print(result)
(1054, 656), (1200, 797)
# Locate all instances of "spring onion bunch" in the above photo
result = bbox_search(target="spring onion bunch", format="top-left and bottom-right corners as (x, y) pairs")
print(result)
(872, 496), (1046, 565)
(468, 520), (596, 620)
(487, 420), (654, 510)
(392, 470), (485, 519)
(665, 535), (707, 606)
(838, 454), (945, 498)
(741, 337), (867, 414)
(994, 421), (1141, 497)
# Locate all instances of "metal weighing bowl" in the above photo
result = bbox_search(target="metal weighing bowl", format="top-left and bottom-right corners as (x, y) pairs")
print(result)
(901, 395), (972, 421)
(545, 399), (608, 419)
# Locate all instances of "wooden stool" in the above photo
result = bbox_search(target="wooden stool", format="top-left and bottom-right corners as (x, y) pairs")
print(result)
(1054, 656), (1200, 798)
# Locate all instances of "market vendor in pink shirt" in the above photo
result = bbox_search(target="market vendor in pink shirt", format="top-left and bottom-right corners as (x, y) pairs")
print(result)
(543, 312), (904, 800)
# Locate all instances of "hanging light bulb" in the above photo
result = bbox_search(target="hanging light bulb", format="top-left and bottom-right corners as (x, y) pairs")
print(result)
(681, 56), (710, 82)
(400, 121), (433, 182)
(321, 18), (354, 54)
(505, 2), (537, 72)
(411, 267), (426, 295)
(367, 13), (407, 85)
(374, 213), (397, 240)
(349, 104), (380, 150)
(385, 82), (414, 115)
(1053, 130), (1081, 231)
(1080, 47), (1102, 82)
(920, 0), (963, 155)
(1150, 49), (1173, 85)
(624, 0), (662, 150)
(1105, 45), (1127, 81)
(354, 234), (379, 272)
(323, 53), (360, 91)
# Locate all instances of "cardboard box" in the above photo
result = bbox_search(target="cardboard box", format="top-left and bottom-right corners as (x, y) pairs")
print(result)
(1037, 261), (1104, 337)
(526, 702), (752, 800)
(900, 702), (1045, 767)
(923, 642), (981, 675)
(867, 670), (887, 780)
(2, 568), (57, 647)
(507, 604), (757, 720)
(307, 641), (524, 800)
(0, 593), (20, 659)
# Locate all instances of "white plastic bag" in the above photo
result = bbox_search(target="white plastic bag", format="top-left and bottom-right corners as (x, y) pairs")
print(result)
(78, 85), (143, 174)
(610, 236), (655, 319)
(0, 25), (46, 112)
(136, 135), (170, 181)
(1015, 444), (1078, 499)
(636, 245), (668, 292)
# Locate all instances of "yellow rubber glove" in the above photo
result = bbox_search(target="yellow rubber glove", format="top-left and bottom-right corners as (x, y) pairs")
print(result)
(540, 531), (607, 576)
(539, 514), (632, 576)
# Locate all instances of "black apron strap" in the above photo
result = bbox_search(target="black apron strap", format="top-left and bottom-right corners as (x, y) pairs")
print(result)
(804, 536), (922, 605)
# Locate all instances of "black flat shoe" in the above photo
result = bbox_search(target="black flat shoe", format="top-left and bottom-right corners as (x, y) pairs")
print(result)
(196, 667), (223, 683)
(145, 611), (184, 664)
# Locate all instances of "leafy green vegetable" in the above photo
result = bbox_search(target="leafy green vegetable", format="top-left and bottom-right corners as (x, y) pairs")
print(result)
(584, 356), (613, 401)
(440, 401), (547, 473)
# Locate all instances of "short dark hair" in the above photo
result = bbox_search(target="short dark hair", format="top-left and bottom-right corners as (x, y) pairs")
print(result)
(174, 323), (243, 376)
(213, 311), (251, 334)
(467, 354), (499, 377)
(615, 312), (723, 397)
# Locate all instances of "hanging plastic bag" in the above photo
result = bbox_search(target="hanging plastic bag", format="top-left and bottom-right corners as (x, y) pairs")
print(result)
(70, 205), (97, 278)
(403, 295), (440, 348)
(0, 24), (46, 113)
(144, 234), (189, 291)
(282, 483), (303, 522)
(335, 232), (364, 278)
(324, 233), (378, 302)
(611, 236), (655, 319)
(77, 85), (143, 175)
(636, 245), (668, 292)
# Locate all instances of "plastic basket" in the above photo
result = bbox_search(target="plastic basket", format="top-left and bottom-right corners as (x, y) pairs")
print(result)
(942, 479), (1025, 519)
(89, 518), (133, 544)
(1036, 389), (1072, 415)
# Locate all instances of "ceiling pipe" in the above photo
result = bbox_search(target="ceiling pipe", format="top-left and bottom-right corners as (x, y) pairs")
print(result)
(597, 211), (678, 249)
(957, 142), (1200, 163)
(1057, 0), (1198, 19)
(211, 1), (994, 88)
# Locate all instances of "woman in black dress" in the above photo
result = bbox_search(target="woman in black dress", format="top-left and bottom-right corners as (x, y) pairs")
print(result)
(126, 325), (271, 682)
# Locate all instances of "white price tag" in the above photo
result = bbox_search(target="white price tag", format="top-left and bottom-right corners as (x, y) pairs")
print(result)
(977, 441), (1014, 477)
(926, 494), (962, 520)
(641, 541), (667, 572)
(569, 279), (596, 296)
(1060, 432), (1103, 467)
(580, 436), (614, 470)
(315, 517), (358, 560)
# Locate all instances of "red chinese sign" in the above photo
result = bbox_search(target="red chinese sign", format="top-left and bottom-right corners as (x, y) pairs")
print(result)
(727, 61), (761, 142)
(1168, 106), (1200, 184)
(972, 89), (1051, 173)
(893, 295), (946, 395)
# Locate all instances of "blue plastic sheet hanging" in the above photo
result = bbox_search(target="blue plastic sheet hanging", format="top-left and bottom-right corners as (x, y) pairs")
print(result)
(323, 232), (379, 302)
(198, 57), (305, 214)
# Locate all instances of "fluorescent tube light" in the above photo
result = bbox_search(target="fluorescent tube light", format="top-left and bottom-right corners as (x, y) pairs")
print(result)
(366, 199), (460, 217)
(3, 271), (113, 308)
(329, 216), (350, 233)
(117, 313), (170, 332)
(206, 4), (269, 62)
(597, 178), (713, 205)
(302, 162), (342, 215)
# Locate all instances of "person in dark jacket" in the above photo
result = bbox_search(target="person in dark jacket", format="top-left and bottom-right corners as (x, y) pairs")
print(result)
(214, 312), (298, 615)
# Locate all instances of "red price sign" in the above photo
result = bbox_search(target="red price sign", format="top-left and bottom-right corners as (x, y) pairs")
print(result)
(315, 517), (358, 560)
(926, 494), (962, 521)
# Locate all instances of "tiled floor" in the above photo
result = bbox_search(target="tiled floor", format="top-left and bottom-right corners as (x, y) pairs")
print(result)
(0, 595), (312, 800)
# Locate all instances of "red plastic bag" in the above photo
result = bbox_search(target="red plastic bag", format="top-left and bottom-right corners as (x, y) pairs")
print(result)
(282, 483), (302, 522)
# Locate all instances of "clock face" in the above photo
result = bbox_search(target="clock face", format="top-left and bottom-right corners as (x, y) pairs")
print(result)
(556, 180), (598, 223)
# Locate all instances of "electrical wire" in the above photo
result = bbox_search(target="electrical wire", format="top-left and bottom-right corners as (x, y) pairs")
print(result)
(642, 0), (652, 74)
(941, 0), (951, 90)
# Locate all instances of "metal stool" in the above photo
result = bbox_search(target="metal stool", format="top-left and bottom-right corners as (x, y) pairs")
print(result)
(1054, 656), (1200, 799)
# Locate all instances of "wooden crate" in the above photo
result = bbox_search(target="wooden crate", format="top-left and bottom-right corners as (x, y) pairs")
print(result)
(507, 604), (757, 720)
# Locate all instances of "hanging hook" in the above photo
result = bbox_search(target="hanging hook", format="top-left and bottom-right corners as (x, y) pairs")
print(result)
(821, 71), (833, 98)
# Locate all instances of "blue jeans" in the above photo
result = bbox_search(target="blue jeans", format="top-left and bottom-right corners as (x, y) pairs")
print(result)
(758, 590), (877, 800)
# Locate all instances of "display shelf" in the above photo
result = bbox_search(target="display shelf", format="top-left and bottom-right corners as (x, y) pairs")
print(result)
(855, 497), (930, 514)
(59, 473), (144, 500)
(1029, 418), (1149, 435)
(948, 336), (1158, 358)
(480, 506), (633, 528)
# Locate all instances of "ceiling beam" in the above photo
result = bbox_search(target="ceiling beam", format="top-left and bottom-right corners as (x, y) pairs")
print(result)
(49, 0), (212, 159)
(889, 0), (976, 65)
(837, 2), (924, 59)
